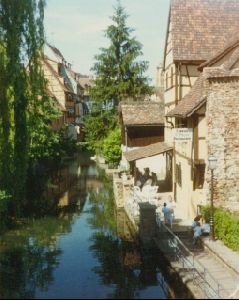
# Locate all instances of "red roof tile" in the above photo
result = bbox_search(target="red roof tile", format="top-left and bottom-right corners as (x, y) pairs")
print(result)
(44, 57), (71, 93)
(124, 142), (173, 162)
(199, 37), (239, 79)
(167, 37), (239, 118)
(169, 0), (239, 62)
(120, 102), (164, 126)
(47, 43), (65, 60)
(166, 75), (206, 118)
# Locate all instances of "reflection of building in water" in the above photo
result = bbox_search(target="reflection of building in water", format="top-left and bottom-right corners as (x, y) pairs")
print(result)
(77, 163), (101, 192)
(116, 209), (138, 242)
(58, 191), (70, 208)
(86, 178), (102, 191)
(123, 250), (141, 267)
(47, 158), (99, 208)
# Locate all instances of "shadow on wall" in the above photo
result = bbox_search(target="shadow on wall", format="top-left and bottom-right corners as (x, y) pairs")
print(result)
(135, 168), (172, 193)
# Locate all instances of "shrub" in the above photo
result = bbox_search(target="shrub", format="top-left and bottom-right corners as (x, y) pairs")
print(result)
(201, 205), (239, 252)
(103, 128), (121, 166)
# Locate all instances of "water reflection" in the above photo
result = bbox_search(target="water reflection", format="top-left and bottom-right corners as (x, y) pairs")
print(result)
(0, 154), (192, 299)
(0, 217), (70, 299)
(86, 173), (191, 299)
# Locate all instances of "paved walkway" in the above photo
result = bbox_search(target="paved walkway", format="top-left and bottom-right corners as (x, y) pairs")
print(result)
(173, 228), (238, 299)
(155, 192), (239, 299)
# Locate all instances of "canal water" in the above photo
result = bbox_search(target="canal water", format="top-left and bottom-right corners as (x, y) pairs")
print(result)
(0, 153), (192, 299)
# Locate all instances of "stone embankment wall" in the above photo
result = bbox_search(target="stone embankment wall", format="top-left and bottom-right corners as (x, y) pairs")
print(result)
(206, 78), (239, 211)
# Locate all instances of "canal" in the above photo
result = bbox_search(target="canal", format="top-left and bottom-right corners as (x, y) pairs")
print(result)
(0, 153), (192, 299)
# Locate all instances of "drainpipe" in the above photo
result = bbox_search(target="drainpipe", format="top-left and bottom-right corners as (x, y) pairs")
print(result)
(166, 116), (174, 129)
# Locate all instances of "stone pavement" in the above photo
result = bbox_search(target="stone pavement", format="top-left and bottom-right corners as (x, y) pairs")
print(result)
(155, 192), (239, 298)
(172, 215), (239, 298)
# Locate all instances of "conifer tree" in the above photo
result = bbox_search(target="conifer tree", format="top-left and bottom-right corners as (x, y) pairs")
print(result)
(90, 0), (152, 108)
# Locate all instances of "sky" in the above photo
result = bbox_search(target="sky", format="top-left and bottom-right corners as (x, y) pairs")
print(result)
(44, 0), (170, 84)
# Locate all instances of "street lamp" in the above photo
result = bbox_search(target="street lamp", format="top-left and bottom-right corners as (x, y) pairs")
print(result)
(208, 155), (217, 241)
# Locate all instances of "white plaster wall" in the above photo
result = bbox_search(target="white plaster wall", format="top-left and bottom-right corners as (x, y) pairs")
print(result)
(135, 154), (166, 179)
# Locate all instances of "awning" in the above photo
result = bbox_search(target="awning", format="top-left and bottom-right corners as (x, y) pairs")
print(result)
(124, 142), (173, 162)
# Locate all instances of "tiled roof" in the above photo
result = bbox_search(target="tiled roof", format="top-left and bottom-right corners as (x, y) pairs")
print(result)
(166, 75), (206, 118)
(169, 0), (239, 62)
(47, 43), (65, 60)
(167, 37), (239, 118)
(199, 37), (239, 78)
(124, 142), (173, 162)
(44, 57), (71, 93)
(78, 77), (94, 89)
(199, 36), (239, 71)
(120, 102), (164, 126)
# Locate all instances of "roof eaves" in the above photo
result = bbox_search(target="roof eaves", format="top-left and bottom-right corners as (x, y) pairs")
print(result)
(198, 40), (239, 71)
(44, 58), (70, 93)
(163, 5), (172, 71)
(124, 142), (173, 162)
(186, 97), (207, 117)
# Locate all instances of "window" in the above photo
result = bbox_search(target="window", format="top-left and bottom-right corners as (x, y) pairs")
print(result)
(67, 107), (75, 117)
(175, 163), (182, 187)
(194, 164), (205, 190)
(67, 93), (73, 101)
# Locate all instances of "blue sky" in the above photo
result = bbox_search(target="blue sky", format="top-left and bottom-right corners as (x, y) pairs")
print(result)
(44, 0), (170, 83)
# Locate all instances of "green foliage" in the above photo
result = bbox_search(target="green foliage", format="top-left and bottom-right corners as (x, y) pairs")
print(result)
(90, 0), (152, 107)
(103, 127), (121, 166)
(83, 111), (118, 153)
(0, 0), (63, 215)
(88, 170), (117, 233)
(57, 128), (79, 157)
(85, 1), (153, 160)
(0, 190), (11, 230)
(201, 205), (239, 252)
(0, 190), (11, 212)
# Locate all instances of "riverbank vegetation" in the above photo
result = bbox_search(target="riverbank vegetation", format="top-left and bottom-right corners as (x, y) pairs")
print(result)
(84, 1), (152, 165)
(0, 1), (78, 224)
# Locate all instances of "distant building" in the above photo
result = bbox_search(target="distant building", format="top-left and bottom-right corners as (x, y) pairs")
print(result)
(119, 101), (172, 190)
(43, 43), (90, 140)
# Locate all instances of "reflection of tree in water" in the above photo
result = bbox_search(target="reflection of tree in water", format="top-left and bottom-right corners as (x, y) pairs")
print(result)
(87, 171), (117, 234)
(90, 232), (141, 299)
(87, 172), (161, 299)
(87, 171), (193, 299)
(0, 216), (74, 299)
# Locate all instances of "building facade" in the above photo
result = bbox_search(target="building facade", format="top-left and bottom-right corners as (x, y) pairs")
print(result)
(43, 43), (89, 140)
(163, 0), (239, 219)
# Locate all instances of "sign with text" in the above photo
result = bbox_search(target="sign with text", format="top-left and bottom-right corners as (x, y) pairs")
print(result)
(172, 128), (193, 141)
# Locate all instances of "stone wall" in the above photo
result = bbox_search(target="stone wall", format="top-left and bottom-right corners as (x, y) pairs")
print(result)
(206, 78), (239, 210)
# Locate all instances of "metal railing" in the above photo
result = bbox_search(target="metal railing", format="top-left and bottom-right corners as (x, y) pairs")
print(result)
(155, 220), (229, 299)
(123, 185), (230, 299)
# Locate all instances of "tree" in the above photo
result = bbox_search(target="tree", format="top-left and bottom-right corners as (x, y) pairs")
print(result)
(84, 1), (152, 155)
(0, 0), (60, 215)
(90, 0), (152, 108)
(83, 110), (118, 153)
(103, 128), (121, 166)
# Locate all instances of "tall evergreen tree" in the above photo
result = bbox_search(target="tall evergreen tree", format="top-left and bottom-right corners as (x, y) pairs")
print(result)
(90, 0), (152, 107)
